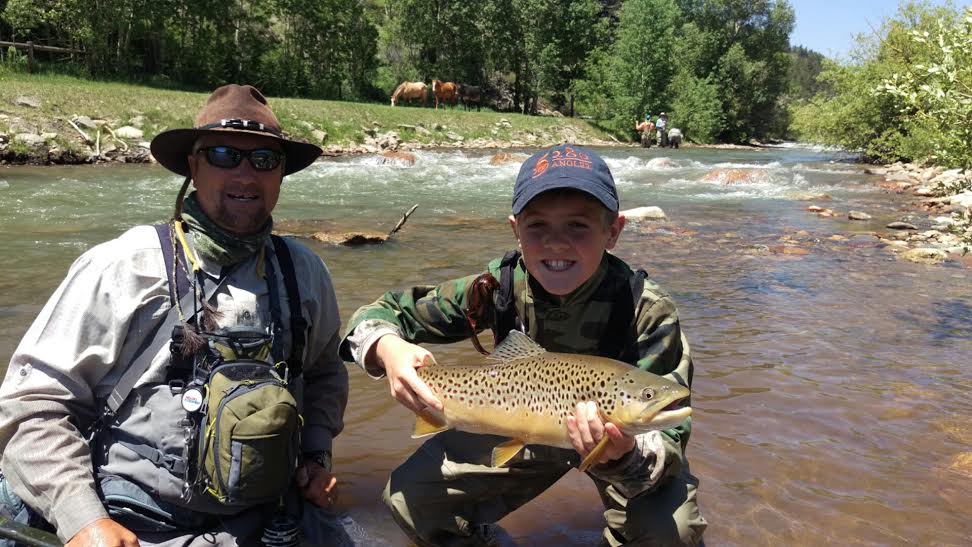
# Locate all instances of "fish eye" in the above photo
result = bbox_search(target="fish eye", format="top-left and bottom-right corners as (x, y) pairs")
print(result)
(641, 388), (654, 400)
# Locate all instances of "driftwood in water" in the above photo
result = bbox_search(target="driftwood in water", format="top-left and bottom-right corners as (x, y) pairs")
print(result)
(275, 204), (419, 247)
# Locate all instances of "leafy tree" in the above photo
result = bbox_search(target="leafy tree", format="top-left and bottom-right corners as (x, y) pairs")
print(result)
(575, 0), (681, 134)
(788, 45), (826, 100)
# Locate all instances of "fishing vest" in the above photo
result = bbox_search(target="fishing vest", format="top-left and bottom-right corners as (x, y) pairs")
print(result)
(90, 224), (308, 521)
(489, 250), (646, 364)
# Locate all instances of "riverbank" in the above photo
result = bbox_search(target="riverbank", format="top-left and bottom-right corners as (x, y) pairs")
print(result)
(857, 162), (972, 264)
(0, 74), (620, 166)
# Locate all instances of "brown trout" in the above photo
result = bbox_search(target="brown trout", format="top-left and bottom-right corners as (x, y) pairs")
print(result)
(414, 330), (692, 471)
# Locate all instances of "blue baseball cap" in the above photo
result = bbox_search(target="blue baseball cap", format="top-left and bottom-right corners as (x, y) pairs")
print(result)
(512, 145), (619, 215)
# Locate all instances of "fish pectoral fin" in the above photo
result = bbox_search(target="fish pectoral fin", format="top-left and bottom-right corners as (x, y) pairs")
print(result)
(412, 408), (449, 438)
(578, 436), (612, 473)
(490, 439), (526, 467)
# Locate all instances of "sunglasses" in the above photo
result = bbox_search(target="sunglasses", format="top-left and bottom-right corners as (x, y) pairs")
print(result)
(196, 146), (284, 171)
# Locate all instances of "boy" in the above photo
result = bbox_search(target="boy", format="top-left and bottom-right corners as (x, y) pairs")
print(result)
(341, 144), (706, 546)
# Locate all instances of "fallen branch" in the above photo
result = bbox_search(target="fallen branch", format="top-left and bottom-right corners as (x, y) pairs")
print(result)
(102, 124), (129, 152)
(387, 204), (419, 239)
(63, 118), (92, 145)
(608, 133), (622, 143)
(94, 126), (101, 157)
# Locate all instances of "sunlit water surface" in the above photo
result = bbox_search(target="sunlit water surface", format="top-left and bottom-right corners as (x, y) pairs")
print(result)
(1, 145), (970, 545)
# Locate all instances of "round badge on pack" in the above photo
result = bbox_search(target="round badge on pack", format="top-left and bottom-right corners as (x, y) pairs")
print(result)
(181, 388), (204, 412)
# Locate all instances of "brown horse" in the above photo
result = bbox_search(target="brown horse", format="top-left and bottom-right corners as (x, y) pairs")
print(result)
(391, 81), (428, 107)
(457, 84), (482, 111)
(431, 80), (458, 110)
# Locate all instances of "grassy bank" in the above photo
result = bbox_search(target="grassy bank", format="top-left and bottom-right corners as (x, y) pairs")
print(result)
(0, 73), (616, 163)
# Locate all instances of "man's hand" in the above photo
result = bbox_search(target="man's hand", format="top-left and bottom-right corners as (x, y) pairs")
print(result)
(296, 461), (338, 509)
(66, 518), (139, 547)
(566, 401), (637, 465)
(371, 334), (443, 414)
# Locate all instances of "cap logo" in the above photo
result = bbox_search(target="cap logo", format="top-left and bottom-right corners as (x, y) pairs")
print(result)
(532, 152), (550, 178)
(530, 147), (593, 180)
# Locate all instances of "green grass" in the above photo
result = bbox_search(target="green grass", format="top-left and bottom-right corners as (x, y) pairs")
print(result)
(0, 72), (614, 157)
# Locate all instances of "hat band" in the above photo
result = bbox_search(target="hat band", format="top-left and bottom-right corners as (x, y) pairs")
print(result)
(197, 118), (281, 137)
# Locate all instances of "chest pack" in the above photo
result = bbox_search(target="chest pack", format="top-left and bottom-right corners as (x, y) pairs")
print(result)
(490, 250), (646, 363)
(92, 224), (307, 510)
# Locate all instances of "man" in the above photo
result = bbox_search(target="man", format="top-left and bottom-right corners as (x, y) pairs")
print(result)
(655, 112), (669, 147)
(0, 84), (348, 546)
(635, 114), (655, 148)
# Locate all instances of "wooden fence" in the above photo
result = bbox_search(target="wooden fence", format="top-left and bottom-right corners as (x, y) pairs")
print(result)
(0, 41), (84, 73)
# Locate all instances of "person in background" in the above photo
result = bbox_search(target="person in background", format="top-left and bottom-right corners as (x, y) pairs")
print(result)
(342, 144), (707, 546)
(0, 84), (349, 546)
(635, 114), (655, 148)
(655, 112), (669, 147)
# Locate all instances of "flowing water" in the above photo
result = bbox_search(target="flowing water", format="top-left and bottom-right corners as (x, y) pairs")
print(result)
(1, 145), (970, 545)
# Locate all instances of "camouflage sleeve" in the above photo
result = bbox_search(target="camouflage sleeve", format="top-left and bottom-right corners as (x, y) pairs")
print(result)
(339, 273), (481, 366)
(588, 286), (694, 498)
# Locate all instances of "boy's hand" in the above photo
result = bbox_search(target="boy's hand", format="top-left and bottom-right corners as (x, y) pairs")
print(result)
(373, 334), (444, 414)
(567, 401), (636, 465)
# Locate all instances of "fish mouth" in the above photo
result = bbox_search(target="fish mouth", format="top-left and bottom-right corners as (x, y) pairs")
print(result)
(645, 397), (692, 429)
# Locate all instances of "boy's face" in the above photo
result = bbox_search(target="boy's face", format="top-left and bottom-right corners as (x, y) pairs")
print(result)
(509, 191), (624, 296)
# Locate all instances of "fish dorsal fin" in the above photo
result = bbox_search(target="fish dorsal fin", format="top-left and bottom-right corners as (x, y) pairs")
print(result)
(488, 330), (546, 362)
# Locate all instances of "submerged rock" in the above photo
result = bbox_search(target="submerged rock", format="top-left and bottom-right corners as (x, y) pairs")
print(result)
(489, 152), (528, 166)
(900, 248), (949, 265)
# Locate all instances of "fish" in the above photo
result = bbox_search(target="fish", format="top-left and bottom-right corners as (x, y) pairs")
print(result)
(414, 330), (692, 471)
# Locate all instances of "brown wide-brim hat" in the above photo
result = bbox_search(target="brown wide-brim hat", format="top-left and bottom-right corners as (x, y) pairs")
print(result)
(150, 84), (322, 177)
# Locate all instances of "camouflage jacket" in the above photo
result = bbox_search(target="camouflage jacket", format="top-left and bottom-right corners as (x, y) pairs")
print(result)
(340, 252), (695, 497)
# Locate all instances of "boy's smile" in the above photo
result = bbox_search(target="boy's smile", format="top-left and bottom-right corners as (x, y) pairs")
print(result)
(510, 191), (625, 296)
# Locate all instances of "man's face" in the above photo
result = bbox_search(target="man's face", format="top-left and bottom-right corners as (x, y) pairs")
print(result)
(187, 132), (284, 235)
(509, 191), (624, 296)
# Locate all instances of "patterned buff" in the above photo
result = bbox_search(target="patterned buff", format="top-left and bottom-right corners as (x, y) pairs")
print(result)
(180, 191), (272, 266)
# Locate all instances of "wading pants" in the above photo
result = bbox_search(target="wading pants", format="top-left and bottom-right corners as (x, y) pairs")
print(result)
(383, 430), (707, 546)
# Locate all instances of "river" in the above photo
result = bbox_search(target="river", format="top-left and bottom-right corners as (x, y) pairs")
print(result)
(1, 145), (970, 545)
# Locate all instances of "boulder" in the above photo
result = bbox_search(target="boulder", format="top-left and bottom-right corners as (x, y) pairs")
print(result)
(14, 96), (41, 108)
(900, 248), (949, 265)
(621, 206), (667, 221)
(114, 126), (144, 140)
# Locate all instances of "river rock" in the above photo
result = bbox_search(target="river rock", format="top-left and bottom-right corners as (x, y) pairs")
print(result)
(886, 221), (917, 230)
(848, 211), (872, 221)
(14, 96), (41, 108)
(769, 245), (810, 255)
(72, 116), (98, 130)
(701, 168), (763, 185)
(900, 248), (949, 264)
(311, 129), (327, 144)
(445, 132), (464, 142)
(489, 152), (527, 166)
(948, 452), (972, 480)
(621, 206), (667, 221)
(949, 192), (972, 208)
(114, 126), (144, 140)
(377, 150), (416, 167)
(14, 133), (45, 147)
